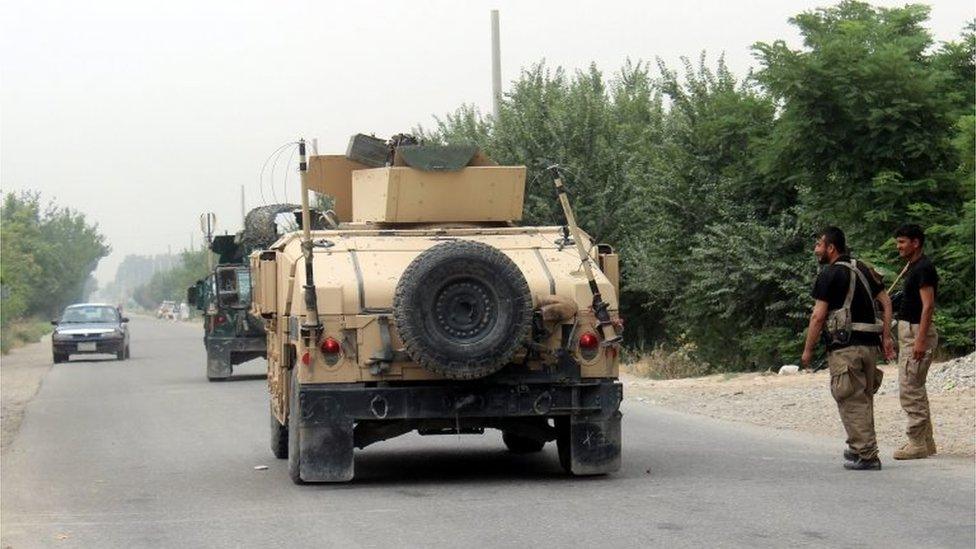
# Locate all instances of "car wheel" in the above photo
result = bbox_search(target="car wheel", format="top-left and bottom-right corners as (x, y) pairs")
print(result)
(502, 431), (546, 454)
(271, 404), (288, 459)
(53, 353), (67, 364)
(556, 416), (572, 474)
(116, 347), (125, 360)
(287, 370), (304, 484)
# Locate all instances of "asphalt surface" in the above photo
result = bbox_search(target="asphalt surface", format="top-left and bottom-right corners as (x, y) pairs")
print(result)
(2, 316), (974, 548)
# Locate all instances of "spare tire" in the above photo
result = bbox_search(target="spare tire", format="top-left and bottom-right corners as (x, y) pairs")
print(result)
(393, 240), (532, 380)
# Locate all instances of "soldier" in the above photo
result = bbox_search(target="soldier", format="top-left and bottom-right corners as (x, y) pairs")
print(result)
(801, 227), (895, 470)
(891, 224), (939, 460)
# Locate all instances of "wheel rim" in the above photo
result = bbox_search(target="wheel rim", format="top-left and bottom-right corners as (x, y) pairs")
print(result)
(432, 277), (497, 344)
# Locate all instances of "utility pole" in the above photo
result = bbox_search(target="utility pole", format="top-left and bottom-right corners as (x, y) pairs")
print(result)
(490, 9), (502, 120)
(240, 185), (246, 228)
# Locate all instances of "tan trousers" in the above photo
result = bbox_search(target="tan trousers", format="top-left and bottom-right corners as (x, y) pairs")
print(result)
(897, 320), (939, 442)
(827, 345), (880, 460)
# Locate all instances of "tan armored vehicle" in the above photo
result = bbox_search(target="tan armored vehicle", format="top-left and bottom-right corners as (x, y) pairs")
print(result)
(252, 136), (623, 483)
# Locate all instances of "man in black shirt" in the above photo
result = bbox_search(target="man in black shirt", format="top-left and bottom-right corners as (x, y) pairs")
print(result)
(801, 227), (895, 470)
(892, 224), (939, 460)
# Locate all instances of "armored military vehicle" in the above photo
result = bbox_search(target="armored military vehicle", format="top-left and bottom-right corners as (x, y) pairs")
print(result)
(188, 205), (297, 381)
(251, 136), (623, 483)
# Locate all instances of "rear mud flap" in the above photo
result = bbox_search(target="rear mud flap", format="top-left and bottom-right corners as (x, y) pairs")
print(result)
(206, 354), (232, 380)
(564, 411), (622, 475)
(299, 395), (355, 482)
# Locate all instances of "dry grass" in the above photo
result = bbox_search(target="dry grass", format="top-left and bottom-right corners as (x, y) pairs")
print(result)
(624, 345), (710, 380)
(0, 319), (51, 354)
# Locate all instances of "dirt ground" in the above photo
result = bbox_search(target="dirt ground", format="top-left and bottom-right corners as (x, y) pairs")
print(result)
(0, 334), (52, 454)
(624, 353), (976, 457)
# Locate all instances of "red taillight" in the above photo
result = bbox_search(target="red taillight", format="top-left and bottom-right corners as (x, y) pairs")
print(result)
(213, 314), (226, 327)
(321, 337), (341, 355)
(301, 351), (311, 365)
(579, 332), (600, 349)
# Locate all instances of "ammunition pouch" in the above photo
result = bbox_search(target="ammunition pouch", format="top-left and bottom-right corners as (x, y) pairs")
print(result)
(825, 307), (853, 346)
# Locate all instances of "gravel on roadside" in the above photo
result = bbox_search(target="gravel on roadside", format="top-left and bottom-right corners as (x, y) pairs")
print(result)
(624, 352), (976, 457)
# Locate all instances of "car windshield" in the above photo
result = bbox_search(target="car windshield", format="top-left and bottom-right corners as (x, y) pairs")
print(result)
(61, 306), (119, 323)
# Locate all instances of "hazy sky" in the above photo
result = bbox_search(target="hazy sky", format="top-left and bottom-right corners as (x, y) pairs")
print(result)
(2, 0), (972, 284)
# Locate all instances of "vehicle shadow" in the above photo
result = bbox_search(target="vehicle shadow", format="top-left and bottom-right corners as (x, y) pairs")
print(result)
(217, 374), (267, 382)
(336, 445), (608, 487)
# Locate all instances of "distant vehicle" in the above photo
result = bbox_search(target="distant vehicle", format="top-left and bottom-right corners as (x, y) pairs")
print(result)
(156, 301), (176, 320)
(185, 205), (290, 381)
(51, 303), (130, 363)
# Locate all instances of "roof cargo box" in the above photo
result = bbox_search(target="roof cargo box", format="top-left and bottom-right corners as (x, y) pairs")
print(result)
(351, 166), (526, 223)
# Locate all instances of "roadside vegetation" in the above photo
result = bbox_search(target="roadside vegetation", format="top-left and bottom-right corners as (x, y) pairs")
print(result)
(0, 192), (109, 353)
(131, 248), (211, 310)
(421, 1), (975, 372)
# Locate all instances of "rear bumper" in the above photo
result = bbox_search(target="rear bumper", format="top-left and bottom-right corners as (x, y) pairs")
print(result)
(206, 335), (266, 355)
(292, 380), (623, 481)
(297, 380), (623, 423)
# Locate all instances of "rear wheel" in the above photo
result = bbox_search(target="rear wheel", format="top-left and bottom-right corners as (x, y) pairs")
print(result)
(270, 405), (288, 459)
(53, 353), (67, 364)
(287, 370), (304, 484)
(555, 417), (572, 473)
(502, 431), (545, 454)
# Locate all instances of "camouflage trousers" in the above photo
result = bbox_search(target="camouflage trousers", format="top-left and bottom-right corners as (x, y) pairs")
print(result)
(897, 321), (939, 442)
(827, 345), (881, 460)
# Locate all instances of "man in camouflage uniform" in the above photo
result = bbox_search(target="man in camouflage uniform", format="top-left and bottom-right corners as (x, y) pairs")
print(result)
(891, 224), (939, 460)
(802, 227), (895, 470)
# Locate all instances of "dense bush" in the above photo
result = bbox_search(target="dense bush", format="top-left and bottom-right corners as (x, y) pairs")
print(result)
(419, 1), (974, 371)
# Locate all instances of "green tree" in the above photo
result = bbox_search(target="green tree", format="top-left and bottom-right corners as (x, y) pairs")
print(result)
(132, 247), (211, 309)
(754, 1), (974, 352)
(421, 2), (975, 369)
(0, 192), (110, 324)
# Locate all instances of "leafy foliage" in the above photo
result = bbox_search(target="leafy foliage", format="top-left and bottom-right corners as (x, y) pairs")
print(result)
(132, 247), (211, 310)
(421, 2), (973, 371)
(1, 192), (109, 325)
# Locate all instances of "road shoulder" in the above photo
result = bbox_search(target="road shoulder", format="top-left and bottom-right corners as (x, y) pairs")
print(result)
(0, 335), (53, 454)
(623, 352), (976, 457)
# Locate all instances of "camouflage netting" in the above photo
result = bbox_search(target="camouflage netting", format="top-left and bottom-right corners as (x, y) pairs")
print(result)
(241, 204), (301, 252)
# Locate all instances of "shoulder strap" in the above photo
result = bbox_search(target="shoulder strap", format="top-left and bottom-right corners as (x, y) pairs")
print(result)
(834, 261), (858, 310)
(836, 260), (883, 333)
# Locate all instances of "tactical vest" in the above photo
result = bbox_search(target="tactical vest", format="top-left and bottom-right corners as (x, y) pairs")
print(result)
(824, 259), (883, 346)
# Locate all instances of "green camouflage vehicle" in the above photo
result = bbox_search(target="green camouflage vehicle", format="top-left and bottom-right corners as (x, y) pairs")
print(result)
(188, 205), (298, 381)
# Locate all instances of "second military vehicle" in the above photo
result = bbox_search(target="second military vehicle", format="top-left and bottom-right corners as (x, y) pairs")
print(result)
(251, 136), (623, 483)
(188, 206), (297, 381)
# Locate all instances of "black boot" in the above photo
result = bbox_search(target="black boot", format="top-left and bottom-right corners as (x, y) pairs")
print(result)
(844, 457), (882, 470)
(843, 448), (857, 461)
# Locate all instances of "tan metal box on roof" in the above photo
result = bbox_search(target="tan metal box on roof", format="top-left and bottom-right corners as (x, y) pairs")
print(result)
(351, 166), (526, 223)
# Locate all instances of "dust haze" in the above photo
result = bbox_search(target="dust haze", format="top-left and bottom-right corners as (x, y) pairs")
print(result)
(1, 0), (971, 283)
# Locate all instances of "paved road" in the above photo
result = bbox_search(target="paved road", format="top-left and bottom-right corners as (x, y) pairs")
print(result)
(2, 317), (973, 548)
